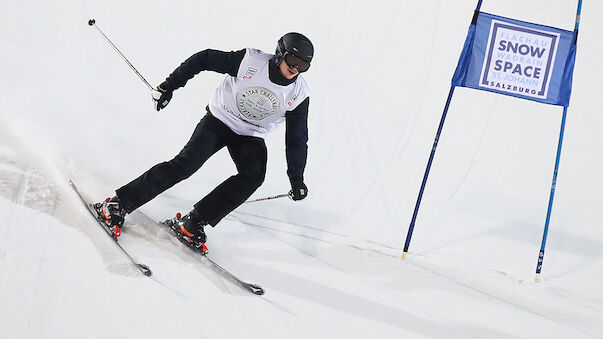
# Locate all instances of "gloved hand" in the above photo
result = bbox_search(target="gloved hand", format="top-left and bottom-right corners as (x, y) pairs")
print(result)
(151, 81), (173, 111)
(288, 177), (308, 201)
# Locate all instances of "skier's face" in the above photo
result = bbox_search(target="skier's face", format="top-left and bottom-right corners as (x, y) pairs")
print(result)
(279, 60), (299, 79)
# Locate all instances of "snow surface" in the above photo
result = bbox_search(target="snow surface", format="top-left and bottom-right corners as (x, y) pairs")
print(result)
(2, 0), (603, 338)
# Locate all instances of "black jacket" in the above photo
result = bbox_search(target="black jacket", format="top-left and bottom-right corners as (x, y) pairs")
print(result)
(164, 49), (309, 183)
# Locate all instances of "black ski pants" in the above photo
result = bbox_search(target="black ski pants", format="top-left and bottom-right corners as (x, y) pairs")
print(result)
(116, 113), (267, 226)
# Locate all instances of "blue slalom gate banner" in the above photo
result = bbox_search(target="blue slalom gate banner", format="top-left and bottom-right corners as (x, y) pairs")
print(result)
(452, 12), (576, 106)
(403, 0), (583, 281)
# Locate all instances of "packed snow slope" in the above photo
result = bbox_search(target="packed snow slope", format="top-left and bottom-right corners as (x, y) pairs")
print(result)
(2, 0), (603, 338)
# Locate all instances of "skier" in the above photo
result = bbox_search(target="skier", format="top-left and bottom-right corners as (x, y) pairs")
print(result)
(94, 32), (313, 251)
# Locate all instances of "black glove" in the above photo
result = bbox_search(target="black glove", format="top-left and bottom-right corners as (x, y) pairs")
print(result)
(288, 177), (308, 201)
(152, 81), (173, 111)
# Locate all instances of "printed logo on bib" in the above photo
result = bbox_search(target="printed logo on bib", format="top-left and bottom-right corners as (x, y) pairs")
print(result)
(287, 93), (298, 108)
(242, 67), (257, 80)
(236, 87), (280, 120)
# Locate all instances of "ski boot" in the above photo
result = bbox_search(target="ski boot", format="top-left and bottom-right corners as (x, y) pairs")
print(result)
(165, 211), (208, 255)
(93, 196), (126, 239)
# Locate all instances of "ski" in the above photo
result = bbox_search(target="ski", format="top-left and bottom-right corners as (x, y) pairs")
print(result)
(204, 255), (265, 295)
(139, 211), (264, 295)
(69, 180), (152, 277)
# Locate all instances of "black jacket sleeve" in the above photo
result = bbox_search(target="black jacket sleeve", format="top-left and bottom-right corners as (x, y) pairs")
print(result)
(165, 49), (246, 89)
(285, 97), (310, 183)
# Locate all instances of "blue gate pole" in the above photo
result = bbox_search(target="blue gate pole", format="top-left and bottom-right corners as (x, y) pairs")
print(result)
(402, 86), (454, 259)
(534, 0), (582, 282)
(535, 107), (568, 282)
(402, 0), (484, 260)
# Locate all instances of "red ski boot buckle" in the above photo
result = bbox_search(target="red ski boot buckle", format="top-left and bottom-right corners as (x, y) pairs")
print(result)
(113, 225), (121, 238)
(200, 243), (209, 255)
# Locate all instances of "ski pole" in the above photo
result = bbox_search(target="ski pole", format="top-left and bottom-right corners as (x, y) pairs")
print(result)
(244, 193), (290, 203)
(88, 18), (154, 91)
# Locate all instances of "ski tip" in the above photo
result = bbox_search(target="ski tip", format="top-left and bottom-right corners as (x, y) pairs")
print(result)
(249, 284), (265, 295)
(137, 264), (153, 277)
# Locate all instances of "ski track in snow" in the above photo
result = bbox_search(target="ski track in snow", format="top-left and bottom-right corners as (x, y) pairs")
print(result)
(1, 138), (602, 338)
(235, 207), (603, 338)
(1, 99), (602, 339)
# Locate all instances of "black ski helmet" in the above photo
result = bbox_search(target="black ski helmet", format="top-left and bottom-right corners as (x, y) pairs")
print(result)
(274, 32), (314, 65)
